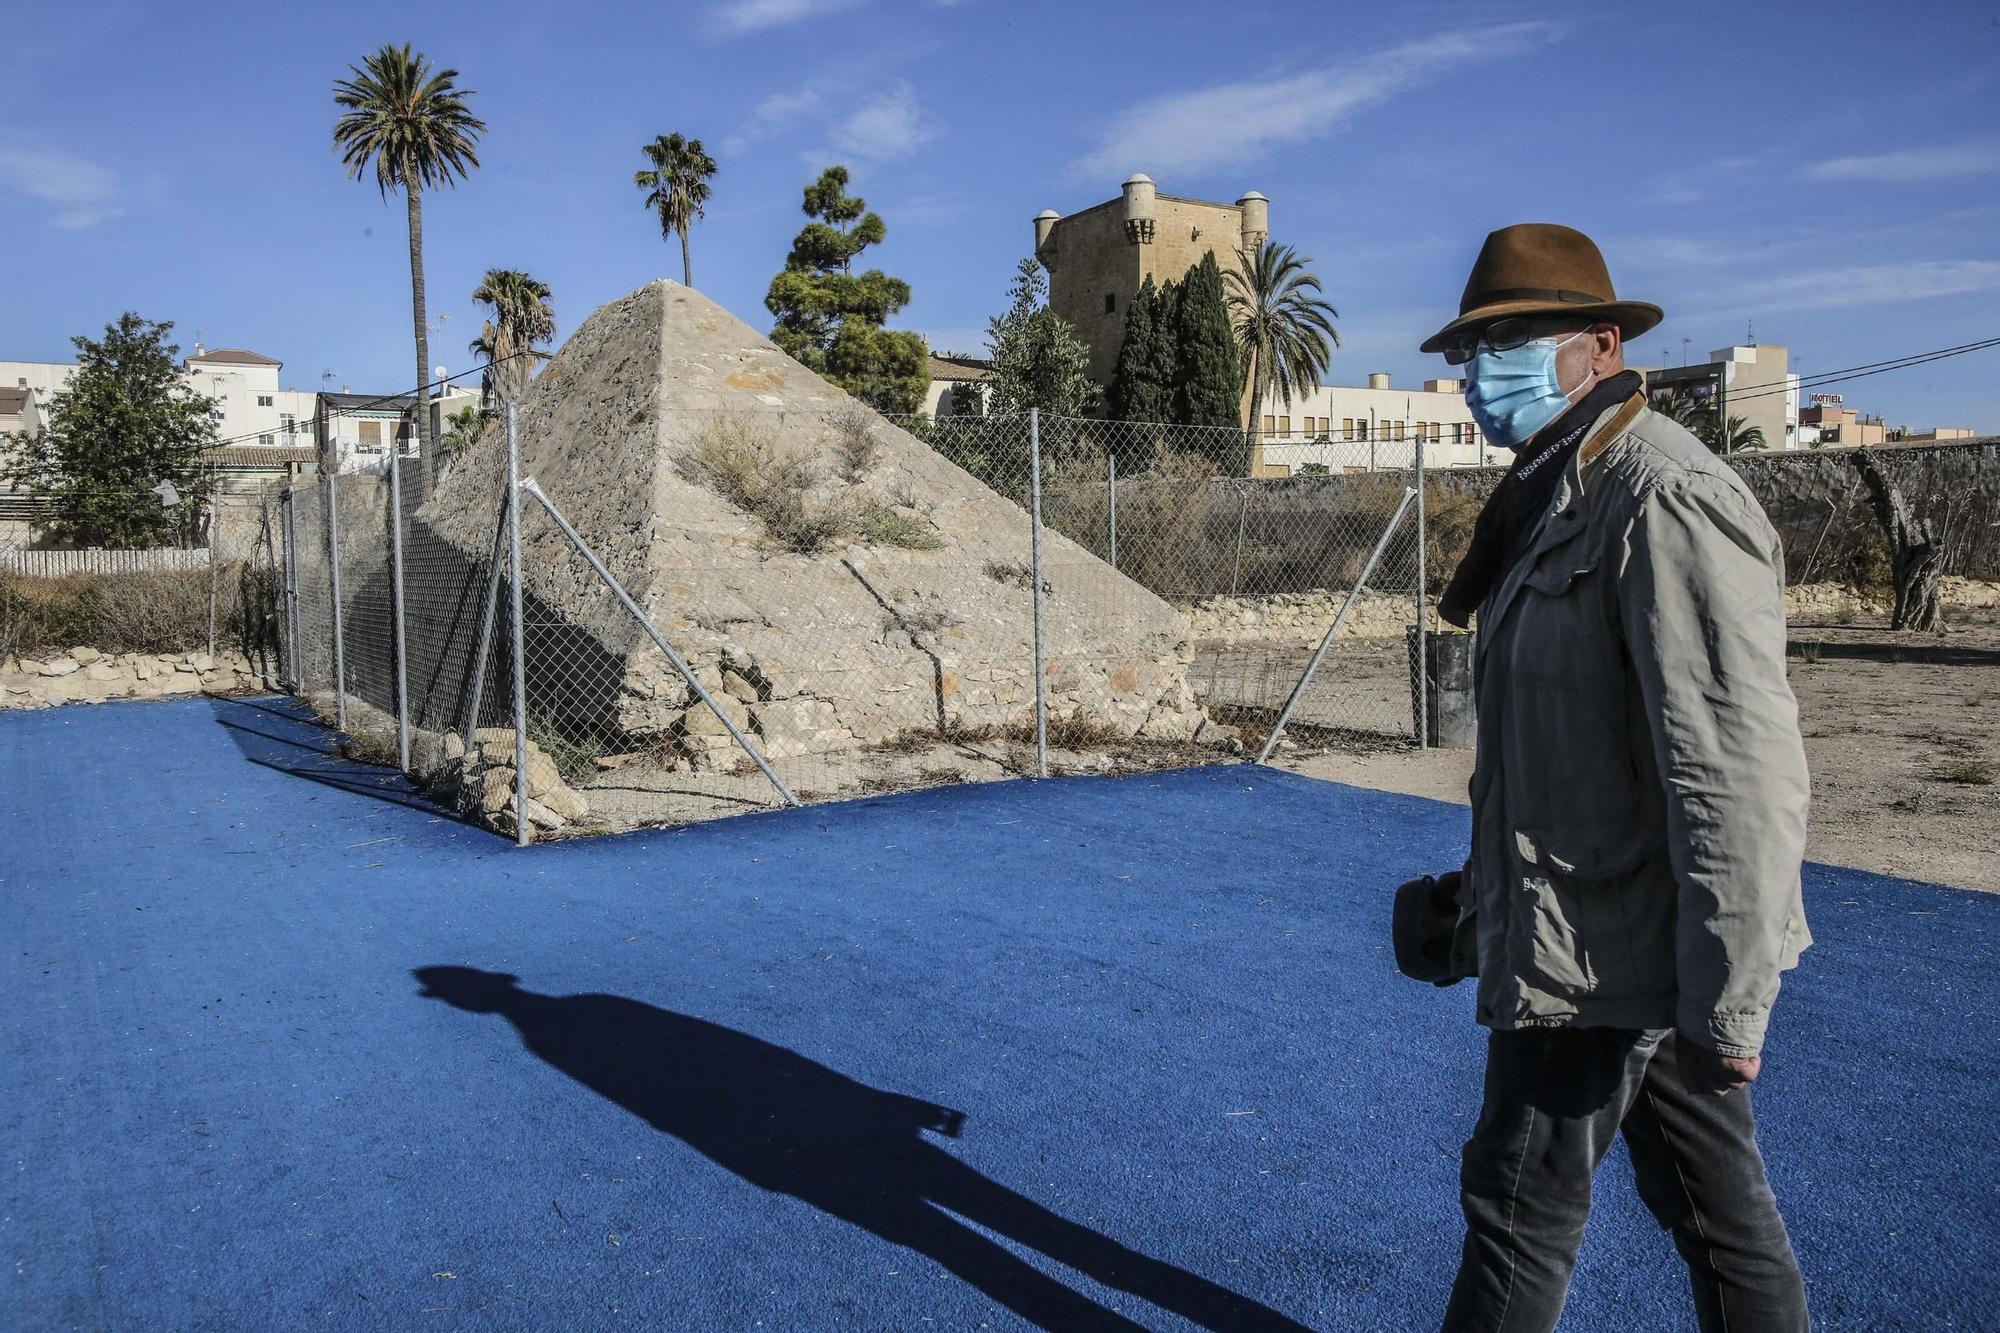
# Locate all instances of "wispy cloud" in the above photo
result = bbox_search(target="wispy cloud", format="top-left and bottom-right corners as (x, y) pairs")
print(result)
(1073, 22), (1558, 180)
(1732, 260), (2000, 311)
(721, 89), (824, 155)
(1806, 140), (2000, 183)
(0, 143), (123, 229)
(830, 82), (933, 161)
(709, 0), (865, 36)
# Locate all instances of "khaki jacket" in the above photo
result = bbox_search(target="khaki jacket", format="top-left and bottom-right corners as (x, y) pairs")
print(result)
(1464, 397), (1811, 1058)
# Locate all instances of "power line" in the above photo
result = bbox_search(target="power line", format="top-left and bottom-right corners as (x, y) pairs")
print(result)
(1680, 334), (2000, 407)
(200, 353), (529, 452)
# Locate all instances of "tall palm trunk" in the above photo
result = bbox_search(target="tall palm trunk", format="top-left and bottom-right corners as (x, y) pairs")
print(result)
(406, 183), (434, 474)
(1242, 344), (1264, 479)
(680, 230), (692, 288)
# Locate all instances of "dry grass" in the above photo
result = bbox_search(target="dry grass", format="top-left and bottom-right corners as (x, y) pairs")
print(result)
(1937, 754), (1996, 786)
(830, 406), (881, 484)
(0, 567), (263, 658)
(858, 503), (945, 550)
(678, 418), (858, 555)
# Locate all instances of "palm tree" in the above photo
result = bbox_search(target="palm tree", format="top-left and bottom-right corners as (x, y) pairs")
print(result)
(1223, 241), (1340, 459)
(332, 44), (485, 471)
(634, 133), (718, 288)
(1719, 415), (1766, 453)
(438, 404), (483, 461)
(469, 269), (555, 408)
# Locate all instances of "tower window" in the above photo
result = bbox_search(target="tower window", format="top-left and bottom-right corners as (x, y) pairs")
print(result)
(1104, 292), (1116, 314)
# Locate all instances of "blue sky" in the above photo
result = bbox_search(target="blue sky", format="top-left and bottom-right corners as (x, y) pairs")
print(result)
(5, 0), (1997, 431)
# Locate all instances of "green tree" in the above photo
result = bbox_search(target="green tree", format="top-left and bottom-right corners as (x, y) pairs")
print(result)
(2, 314), (216, 547)
(985, 259), (1098, 419)
(765, 166), (927, 413)
(469, 268), (555, 406)
(1718, 414), (1766, 454)
(438, 404), (483, 461)
(1112, 274), (1177, 424)
(1224, 240), (1340, 454)
(332, 43), (485, 472)
(1173, 252), (1246, 467)
(633, 133), (717, 288)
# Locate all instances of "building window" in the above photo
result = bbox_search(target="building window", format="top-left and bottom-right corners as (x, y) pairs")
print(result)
(1104, 292), (1116, 314)
(1278, 416), (1291, 437)
(259, 433), (274, 447)
(1261, 414), (1275, 435)
(1342, 418), (1355, 440)
(257, 394), (274, 407)
(1430, 422), (1443, 443)
(280, 413), (296, 437)
(359, 420), (381, 446)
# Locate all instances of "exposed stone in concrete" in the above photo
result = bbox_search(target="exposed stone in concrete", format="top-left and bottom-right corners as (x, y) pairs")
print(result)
(431, 727), (592, 836)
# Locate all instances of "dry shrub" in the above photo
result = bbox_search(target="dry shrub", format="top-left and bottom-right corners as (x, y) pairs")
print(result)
(830, 406), (881, 484)
(0, 567), (258, 658)
(859, 504), (944, 550)
(1423, 485), (1485, 594)
(1103, 447), (1220, 599)
(679, 417), (857, 555)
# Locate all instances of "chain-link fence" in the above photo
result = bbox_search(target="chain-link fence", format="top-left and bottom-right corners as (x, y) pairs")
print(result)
(276, 403), (1439, 844)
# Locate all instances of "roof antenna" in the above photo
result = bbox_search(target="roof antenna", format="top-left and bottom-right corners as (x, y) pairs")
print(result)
(1746, 318), (1754, 343)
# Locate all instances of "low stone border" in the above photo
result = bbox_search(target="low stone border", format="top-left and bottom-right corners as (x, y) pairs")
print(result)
(1, 648), (268, 710)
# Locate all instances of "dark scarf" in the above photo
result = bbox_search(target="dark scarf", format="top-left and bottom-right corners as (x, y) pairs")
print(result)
(1438, 369), (1641, 628)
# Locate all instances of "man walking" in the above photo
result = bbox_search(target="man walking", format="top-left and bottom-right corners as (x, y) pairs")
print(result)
(1414, 223), (1812, 1331)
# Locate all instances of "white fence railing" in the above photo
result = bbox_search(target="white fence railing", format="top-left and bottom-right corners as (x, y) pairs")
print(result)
(2, 547), (212, 577)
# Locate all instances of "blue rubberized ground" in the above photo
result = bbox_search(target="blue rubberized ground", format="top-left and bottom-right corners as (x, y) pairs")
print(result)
(3, 696), (1996, 1331)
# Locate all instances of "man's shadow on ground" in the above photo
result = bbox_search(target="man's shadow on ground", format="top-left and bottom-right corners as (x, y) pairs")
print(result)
(413, 966), (1310, 1332)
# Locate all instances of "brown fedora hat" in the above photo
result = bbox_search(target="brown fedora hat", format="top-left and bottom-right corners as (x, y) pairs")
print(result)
(1420, 222), (1663, 354)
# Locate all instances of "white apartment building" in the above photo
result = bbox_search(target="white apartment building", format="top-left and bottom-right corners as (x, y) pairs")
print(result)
(0, 345), (318, 453)
(1252, 372), (1501, 475)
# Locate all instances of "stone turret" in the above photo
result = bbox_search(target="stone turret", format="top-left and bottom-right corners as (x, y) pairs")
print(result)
(1122, 173), (1157, 244)
(1033, 209), (1060, 267)
(1237, 191), (1269, 250)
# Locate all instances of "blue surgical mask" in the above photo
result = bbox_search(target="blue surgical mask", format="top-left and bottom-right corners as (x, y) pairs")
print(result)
(1462, 330), (1595, 447)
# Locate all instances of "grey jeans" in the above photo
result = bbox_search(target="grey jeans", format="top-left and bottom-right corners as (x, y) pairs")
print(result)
(1442, 1026), (1808, 1332)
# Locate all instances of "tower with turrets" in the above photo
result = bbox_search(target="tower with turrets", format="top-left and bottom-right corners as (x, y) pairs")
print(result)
(1034, 175), (1269, 398)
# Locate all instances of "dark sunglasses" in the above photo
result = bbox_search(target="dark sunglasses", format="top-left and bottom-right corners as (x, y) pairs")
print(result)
(1439, 315), (1576, 366)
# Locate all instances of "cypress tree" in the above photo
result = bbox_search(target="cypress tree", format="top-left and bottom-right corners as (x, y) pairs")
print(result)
(1175, 253), (1244, 435)
(1111, 274), (1176, 425)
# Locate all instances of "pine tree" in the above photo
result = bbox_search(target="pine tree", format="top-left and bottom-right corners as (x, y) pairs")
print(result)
(765, 165), (927, 413)
(2, 314), (217, 547)
(1112, 274), (1176, 425)
(985, 259), (1098, 419)
(1174, 253), (1246, 470)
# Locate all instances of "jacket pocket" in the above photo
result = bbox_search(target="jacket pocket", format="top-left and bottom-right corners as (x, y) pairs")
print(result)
(1512, 872), (1594, 998)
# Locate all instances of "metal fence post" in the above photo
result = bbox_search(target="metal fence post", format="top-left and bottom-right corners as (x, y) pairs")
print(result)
(280, 490), (300, 693)
(1107, 452), (1118, 569)
(460, 493), (511, 751)
(325, 472), (347, 733)
(206, 503), (221, 660)
(1254, 486), (1418, 764)
(1229, 484), (1250, 595)
(505, 404), (530, 846)
(1413, 434), (1428, 749)
(388, 443), (412, 772)
(1028, 407), (1048, 779)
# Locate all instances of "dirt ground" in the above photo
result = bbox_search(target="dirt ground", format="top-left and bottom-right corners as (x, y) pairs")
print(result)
(1285, 609), (2000, 893)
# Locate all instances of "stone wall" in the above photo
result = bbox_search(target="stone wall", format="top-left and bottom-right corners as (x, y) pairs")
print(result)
(2, 648), (267, 710)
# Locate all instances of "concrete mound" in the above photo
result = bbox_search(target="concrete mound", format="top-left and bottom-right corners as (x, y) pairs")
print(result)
(419, 280), (1203, 777)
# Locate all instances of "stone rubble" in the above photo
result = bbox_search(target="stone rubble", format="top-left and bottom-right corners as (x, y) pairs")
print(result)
(0, 649), (267, 710)
(432, 727), (592, 836)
